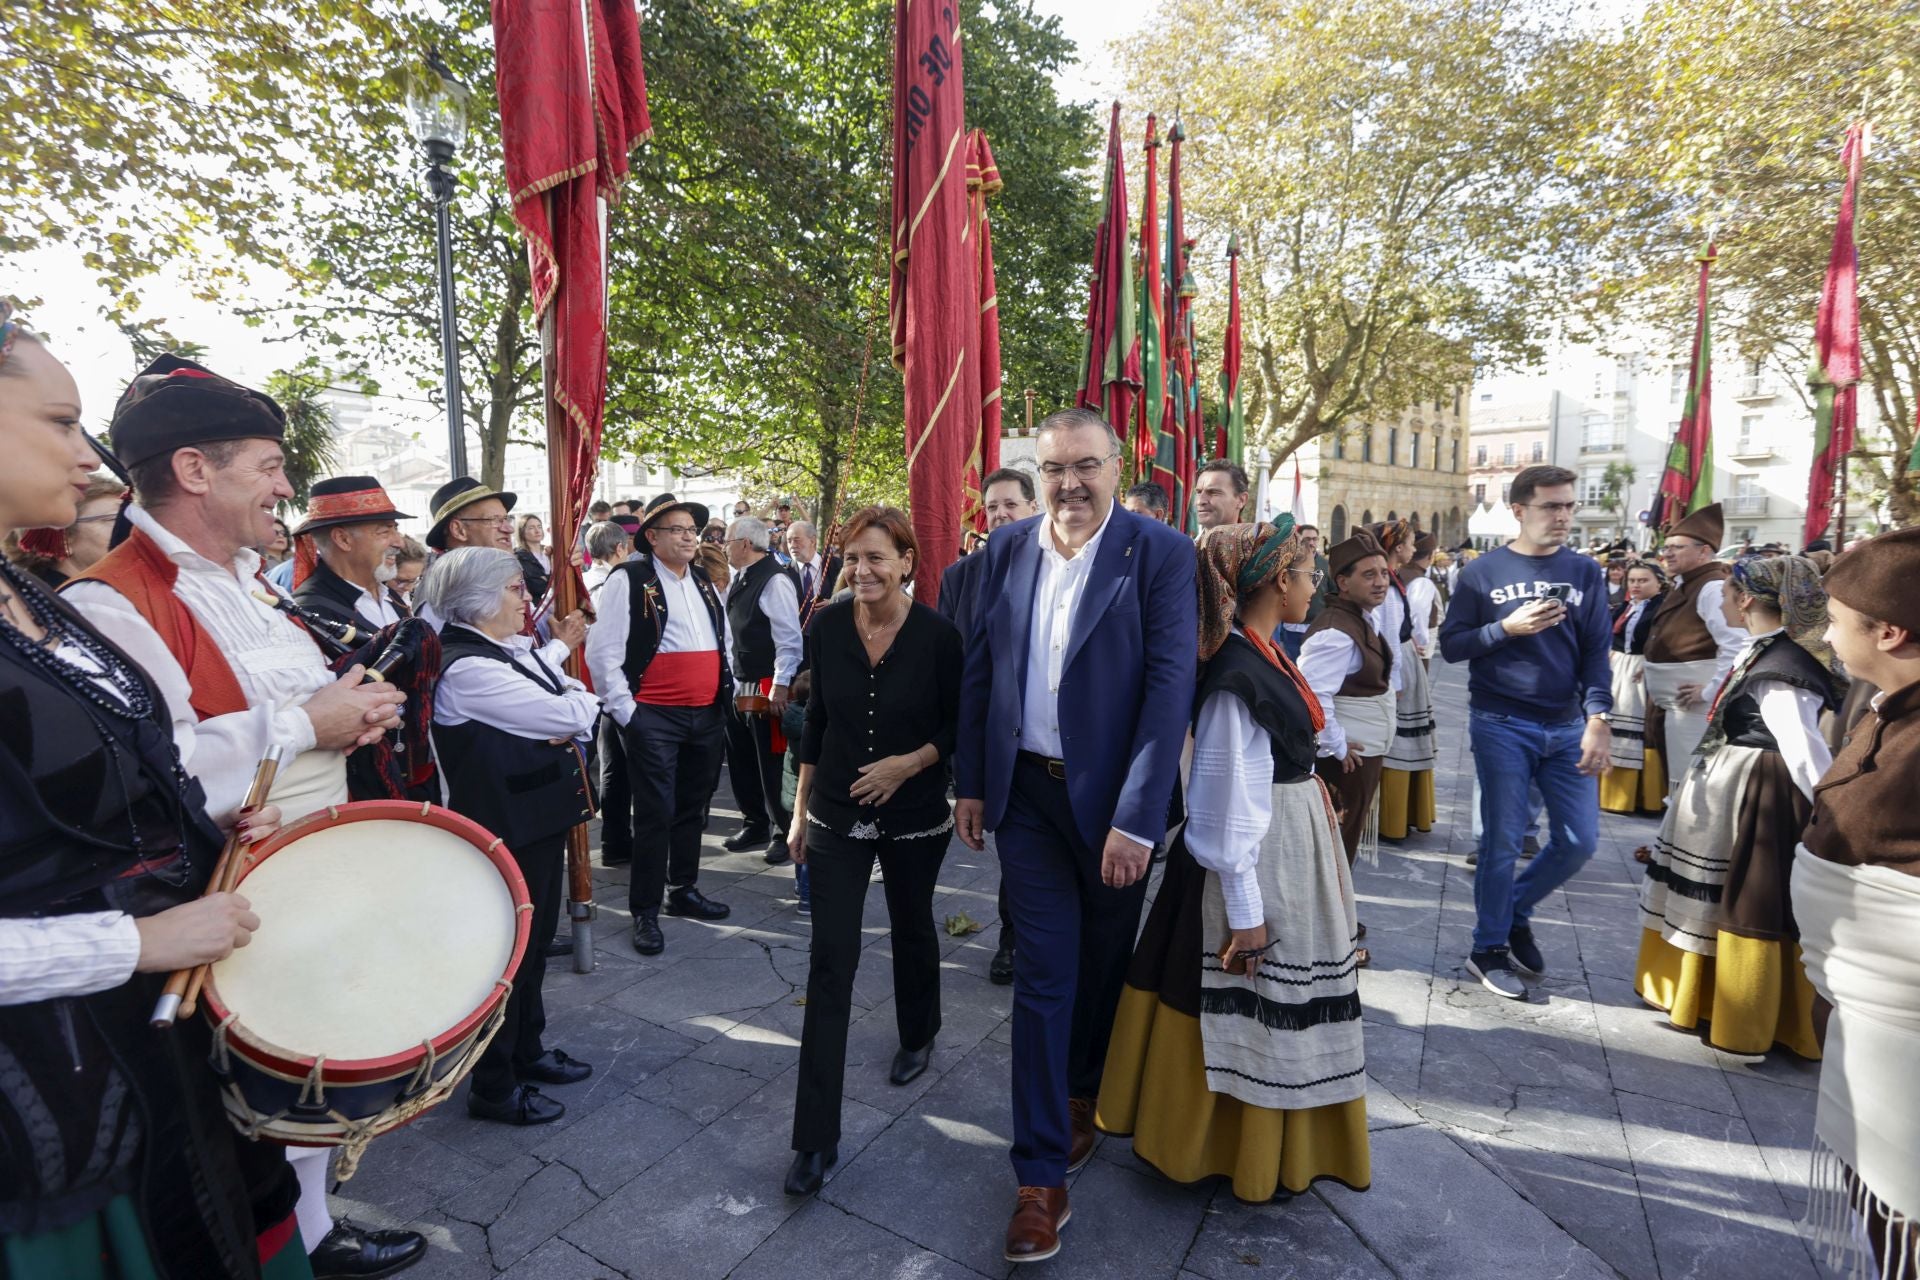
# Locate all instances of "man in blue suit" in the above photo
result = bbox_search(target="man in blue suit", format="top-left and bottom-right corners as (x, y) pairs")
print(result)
(940, 466), (1040, 986)
(954, 409), (1197, 1264)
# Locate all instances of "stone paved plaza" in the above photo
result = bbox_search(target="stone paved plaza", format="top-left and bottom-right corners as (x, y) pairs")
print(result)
(336, 661), (1830, 1278)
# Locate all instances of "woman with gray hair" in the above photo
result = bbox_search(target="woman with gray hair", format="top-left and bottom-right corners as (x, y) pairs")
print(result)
(417, 547), (599, 1126)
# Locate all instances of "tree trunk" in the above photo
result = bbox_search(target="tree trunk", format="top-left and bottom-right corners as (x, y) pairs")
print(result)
(477, 261), (530, 491)
(815, 429), (843, 538)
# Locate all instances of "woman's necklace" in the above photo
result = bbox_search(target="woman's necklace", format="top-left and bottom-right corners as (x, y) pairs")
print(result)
(0, 561), (153, 719)
(857, 595), (910, 643)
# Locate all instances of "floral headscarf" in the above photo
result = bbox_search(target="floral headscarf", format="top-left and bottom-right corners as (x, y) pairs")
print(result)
(1368, 518), (1413, 555)
(1196, 515), (1305, 661)
(1732, 554), (1843, 684)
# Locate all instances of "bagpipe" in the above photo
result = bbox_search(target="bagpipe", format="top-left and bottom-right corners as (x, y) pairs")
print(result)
(253, 590), (441, 801)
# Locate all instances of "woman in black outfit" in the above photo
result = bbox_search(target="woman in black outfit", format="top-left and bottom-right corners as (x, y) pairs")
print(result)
(784, 506), (962, 1196)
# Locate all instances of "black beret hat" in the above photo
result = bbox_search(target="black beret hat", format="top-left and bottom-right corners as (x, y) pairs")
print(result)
(109, 354), (286, 467)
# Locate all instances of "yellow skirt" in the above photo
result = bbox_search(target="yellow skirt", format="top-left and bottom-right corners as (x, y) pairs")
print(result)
(1634, 929), (1821, 1059)
(1095, 986), (1371, 1202)
(1600, 747), (1667, 815)
(1377, 768), (1435, 839)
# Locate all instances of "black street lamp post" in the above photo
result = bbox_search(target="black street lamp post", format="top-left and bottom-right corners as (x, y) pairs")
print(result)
(408, 55), (472, 478)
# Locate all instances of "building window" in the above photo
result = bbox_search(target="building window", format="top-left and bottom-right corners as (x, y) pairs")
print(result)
(1501, 442), (1515, 466)
(1363, 432), (1374, 463)
(1362, 509), (1373, 526)
(1500, 482), (1512, 505)
(1388, 428), (1399, 466)
(1452, 439), (1460, 472)
(1334, 433), (1345, 460)
(1454, 387), (1463, 416)
(1412, 433), (1421, 469)
(1581, 467), (1608, 505)
(1474, 483), (1486, 505)
(1738, 414), (1764, 453)
(1670, 365), (1687, 403)
(1741, 357), (1766, 398)
(1476, 444), (1488, 467)
(1531, 441), (1544, 463)
(1330, 504), (1348, 542)
(1731, 474), (1768, 516)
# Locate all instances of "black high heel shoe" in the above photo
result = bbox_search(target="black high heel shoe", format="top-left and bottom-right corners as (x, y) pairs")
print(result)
(784, 1147), (838, 1196)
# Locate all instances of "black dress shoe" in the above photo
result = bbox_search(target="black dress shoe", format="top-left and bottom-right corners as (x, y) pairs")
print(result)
(632, 911), (664, 955)
(600, 850), (631, 868)
(889, 1039), (934, 1086)
(519, 1049), (592, 1085)
(309, 1218), (427, 1279)
(763, 837), (792, 866)
(467, 1083), (565, 1126)
(989, 941), (1015, 986)
(783, 1147), (837, 1196)
(723, 827), (771, 852)
(666, 885), (731, 920)
(543, 935), (574, 958)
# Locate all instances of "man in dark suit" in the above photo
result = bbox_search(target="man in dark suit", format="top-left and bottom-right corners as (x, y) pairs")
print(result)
(954, 409), (1197, 1264)
(939, 465), (1038, 987)
(785, 518), (841, 633)
(290, 475), (413, 629)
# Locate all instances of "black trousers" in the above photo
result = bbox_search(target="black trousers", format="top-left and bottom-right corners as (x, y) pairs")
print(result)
(724, 701), (789, 836)
(597, 713), (630, 863)
(791, 820), (949, 1152)
(623, 702), (725, 914)
(471, 831), (565, 1100)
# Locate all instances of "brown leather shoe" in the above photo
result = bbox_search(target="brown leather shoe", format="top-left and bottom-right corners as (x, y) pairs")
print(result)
(1004, 1185), (1070, 1263)
(1067, 1097), (1096, 1173)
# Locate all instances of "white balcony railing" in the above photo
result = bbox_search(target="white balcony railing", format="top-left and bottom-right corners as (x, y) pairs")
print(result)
(1728, 494), (1770, 516)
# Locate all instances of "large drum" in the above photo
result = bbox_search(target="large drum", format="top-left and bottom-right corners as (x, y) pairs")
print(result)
(201, 801), (530, 1174)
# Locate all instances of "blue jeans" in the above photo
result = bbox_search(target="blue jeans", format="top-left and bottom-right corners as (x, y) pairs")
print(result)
(1468, 711), (1598, 952)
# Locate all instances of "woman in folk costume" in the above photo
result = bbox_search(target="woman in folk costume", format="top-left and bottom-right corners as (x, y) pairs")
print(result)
(1603, 561), (1670, 818)
(1792, 527), (1920, 1280)
(1636, 555), (1842, 1058)
(1380, 529), (1438, 839)
(1095, 519), (1368, 1203)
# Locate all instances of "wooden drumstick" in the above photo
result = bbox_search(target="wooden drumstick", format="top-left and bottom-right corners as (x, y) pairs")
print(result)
(151, 745), (284, 1028)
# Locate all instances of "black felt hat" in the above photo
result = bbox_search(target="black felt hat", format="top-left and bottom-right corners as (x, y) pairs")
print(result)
(426, 477), (517, 550)
(108, 354), (286, 467)
(639, 491), (710, 537)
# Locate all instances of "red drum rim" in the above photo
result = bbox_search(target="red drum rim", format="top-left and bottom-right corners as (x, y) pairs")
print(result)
(202, 800), (531, 1085)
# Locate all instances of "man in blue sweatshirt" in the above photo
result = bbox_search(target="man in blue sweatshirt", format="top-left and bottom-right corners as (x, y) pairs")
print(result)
(1439, 465), (1613, 999)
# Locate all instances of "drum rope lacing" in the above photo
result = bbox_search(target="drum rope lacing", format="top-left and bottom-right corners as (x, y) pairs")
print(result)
(209, 979), (515, 1181)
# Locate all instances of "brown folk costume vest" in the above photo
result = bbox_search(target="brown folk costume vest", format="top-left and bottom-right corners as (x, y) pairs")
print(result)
(1803, 681), (1920, 877)
(1645, 561), (1729, 664)
(1305, 598), (1393, 697)
(64, 528), (248, 721)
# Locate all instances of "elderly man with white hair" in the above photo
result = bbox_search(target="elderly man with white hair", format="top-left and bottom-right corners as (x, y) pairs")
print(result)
(785, 518), (840, 633)
(418, 547), (597, 1127)
(724, 515), (805, 864)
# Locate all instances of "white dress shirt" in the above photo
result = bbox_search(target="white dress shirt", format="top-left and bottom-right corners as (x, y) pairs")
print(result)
(1020, 505), (1114, 759)
(1621, 596), (1650, 646)
(1376, 586), (1407, 692)
(756, 568), (805, 688)
(1406, 575), (1437, 657)
(1694, 579), (1749, 705)
(64, 504), (342, 825)
(1185, 680), (1270, 928)
(1297, 608), (1386, 760)
(584, 559), (729, 726)
(434, 631), (599, 743)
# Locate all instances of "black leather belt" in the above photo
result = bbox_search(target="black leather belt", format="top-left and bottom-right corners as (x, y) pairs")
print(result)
(1016, 749), (1067, 782)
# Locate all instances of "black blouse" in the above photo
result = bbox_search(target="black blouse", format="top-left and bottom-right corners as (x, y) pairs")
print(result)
(797, 599), (962, 837)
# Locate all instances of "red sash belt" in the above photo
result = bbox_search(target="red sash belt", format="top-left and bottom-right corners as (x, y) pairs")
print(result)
(636, 650), (719, 707)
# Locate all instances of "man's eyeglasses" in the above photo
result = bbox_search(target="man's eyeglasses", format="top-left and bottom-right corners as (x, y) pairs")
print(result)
(1525, 501), (1580, 516)
(457, 515), (515, 528)
(1037, 453), (1117, 484)
(652, 524), (699, 537)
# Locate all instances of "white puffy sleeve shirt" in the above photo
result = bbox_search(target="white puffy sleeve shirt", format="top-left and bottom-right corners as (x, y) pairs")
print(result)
(1183, 688), (1269, 929)
(435, 634), (600, 743)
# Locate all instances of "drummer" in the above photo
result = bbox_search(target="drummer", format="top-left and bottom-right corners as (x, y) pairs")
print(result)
(0, 305), (294, 1280)
(61, 355), (427, 1279)
(418, 547), (598, 1125)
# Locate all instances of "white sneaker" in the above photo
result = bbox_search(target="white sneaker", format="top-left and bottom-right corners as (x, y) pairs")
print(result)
(1467, 949), (1527, 999)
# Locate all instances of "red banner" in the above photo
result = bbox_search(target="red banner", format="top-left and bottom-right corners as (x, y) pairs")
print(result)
(890, 0), (976, 603)
(1805, 122), (1867, 546)
(1075, 102), (1139, 441)
(962, 129), (1002, 534)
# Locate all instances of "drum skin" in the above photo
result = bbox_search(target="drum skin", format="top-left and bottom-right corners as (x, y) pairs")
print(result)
(200, 800), (531, 1147)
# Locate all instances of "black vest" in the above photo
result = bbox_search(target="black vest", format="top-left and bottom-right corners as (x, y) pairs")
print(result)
(433, 627), (593, 850)
(726, 554), (797, 681)
(612, 558), (731, 703)
(1196, 632), (1318, 782)
(1715, 632), (1840, 752)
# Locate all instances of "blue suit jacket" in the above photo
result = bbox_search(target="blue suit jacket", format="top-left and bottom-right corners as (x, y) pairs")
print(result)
(936, 546), (988, 641)
(952, 502), (1197, 852)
